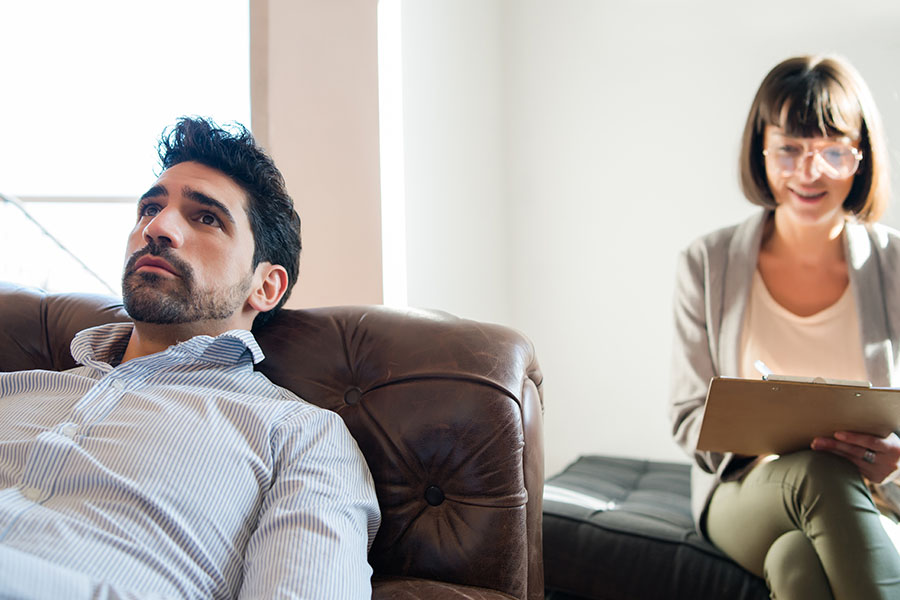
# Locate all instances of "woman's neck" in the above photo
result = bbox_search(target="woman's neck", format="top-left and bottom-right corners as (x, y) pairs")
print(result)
(764, 209), (846, 264)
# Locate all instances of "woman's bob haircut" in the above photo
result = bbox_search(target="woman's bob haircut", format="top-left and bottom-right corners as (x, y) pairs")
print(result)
(739, 55), (889, 222)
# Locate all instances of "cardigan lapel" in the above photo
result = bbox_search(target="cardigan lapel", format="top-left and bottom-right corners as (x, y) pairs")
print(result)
(718, 211), (768, 377)
(844, 223), (893, 386)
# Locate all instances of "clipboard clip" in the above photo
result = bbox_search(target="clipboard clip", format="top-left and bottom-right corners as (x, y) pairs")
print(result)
(754, 360), (870, 388)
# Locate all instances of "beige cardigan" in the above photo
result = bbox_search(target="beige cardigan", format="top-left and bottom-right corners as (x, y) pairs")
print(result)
(669, 209), (900, 534)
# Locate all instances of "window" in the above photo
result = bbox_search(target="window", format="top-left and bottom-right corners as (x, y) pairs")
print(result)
(0, 0), (250, 295)
(378, 0), (408, 307)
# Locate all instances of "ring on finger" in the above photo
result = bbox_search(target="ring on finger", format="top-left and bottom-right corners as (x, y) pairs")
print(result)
(863, 449), (876, 464)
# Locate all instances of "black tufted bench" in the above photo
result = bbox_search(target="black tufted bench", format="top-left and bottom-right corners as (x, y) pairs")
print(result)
(542, 456), (768, 600)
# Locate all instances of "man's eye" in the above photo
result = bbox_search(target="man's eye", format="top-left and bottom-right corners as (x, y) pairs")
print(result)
(140, 204), (160, 217)
(199, 213), (220, 227)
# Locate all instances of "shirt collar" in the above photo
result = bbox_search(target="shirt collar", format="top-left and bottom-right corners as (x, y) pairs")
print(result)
(71, 322), (267, 368)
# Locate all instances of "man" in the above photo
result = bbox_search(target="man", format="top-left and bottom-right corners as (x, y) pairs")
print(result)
(0, 117), (381, 599)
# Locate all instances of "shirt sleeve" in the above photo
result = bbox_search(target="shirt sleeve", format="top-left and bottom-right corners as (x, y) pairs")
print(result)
(237, 408), (381, 600)
(0, 545), (176, 600)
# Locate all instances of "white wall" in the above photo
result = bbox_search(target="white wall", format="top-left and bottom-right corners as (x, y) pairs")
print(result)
(400, 1), (900, 478)
(400, 1), (511, 324)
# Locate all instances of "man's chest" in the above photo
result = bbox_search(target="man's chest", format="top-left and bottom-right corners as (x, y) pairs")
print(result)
(0, 371), (283, 510)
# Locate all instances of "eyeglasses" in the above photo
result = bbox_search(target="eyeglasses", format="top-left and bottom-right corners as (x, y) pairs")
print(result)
(762, 139), (863, 180)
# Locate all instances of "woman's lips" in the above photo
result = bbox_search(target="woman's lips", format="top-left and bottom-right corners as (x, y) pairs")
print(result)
(790, 188), (827, 203)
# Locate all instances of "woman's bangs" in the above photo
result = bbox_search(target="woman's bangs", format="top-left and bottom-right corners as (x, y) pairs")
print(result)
(770, 79), (862, 140)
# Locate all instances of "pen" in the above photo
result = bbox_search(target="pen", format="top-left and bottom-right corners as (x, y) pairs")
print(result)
(754, 360), (772, 379)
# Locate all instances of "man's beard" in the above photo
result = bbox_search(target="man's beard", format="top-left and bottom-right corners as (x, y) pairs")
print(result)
(122, 240), (252, 325)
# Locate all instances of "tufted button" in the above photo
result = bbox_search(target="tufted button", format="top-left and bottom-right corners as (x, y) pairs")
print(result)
(424, 485), (445, 506)
(343, 387), (362, 406)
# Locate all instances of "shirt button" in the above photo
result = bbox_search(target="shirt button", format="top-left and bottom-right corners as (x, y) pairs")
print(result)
(110, 379), (125, 391)
(61, 424), (77, 438)
(22, 487), (41, 502)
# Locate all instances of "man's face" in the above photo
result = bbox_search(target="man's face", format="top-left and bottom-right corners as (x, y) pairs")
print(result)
(122, 161), (258, 326)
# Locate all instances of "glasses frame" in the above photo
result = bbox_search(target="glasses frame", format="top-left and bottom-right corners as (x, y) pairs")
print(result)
(762, 139), (863, 180)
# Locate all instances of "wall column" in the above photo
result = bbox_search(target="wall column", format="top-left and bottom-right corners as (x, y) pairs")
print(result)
(251, 0), (383, 308)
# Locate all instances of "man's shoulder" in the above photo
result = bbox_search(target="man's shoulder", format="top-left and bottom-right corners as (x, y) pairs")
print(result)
(262, 382), (365, 465)
(257, 377), (346, 429)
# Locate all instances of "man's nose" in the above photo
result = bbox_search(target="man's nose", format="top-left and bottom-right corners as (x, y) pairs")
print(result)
(142, 207), (185, 248)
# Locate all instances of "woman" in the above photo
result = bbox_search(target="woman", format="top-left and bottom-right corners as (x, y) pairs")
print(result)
(670, 55), (900, 599)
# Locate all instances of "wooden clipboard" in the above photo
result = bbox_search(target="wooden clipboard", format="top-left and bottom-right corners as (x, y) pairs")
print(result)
(696, 377), (900, 455)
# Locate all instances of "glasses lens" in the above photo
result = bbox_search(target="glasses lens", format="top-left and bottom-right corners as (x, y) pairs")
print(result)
(820, 146), (858, 178)
(766, 144), (859, 179)
(773, 147), (800, 174)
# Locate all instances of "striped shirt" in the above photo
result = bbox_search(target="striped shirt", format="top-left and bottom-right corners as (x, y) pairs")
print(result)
(0, 323), (380, 599)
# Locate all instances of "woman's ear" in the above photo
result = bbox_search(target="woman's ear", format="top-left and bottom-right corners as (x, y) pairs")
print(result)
(246, 262), (289, 314)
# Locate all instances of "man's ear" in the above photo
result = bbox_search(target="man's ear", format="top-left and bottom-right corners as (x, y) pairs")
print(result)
(246, 262), (290, 314)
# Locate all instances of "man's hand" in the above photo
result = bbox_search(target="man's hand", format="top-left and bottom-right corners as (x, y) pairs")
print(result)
(812, 431), (900, 484)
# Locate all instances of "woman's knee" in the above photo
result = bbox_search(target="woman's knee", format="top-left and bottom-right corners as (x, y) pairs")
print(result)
(764, 530), (833, 600)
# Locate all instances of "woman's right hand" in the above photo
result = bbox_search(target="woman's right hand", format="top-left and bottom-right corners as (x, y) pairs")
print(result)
(812, 431), (900, 484)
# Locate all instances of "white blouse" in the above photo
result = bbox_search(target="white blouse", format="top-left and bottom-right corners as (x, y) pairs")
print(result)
(739, 268), (868, 382)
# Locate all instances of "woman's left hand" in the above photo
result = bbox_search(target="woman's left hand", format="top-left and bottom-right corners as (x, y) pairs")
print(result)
(811, 431), (900, 483)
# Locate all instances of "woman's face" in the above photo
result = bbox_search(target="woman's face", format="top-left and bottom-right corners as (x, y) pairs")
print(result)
(762, 125), (859, 227)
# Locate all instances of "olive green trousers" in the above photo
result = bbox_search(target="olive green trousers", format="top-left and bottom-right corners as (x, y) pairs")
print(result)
(706, 450), (900, 599)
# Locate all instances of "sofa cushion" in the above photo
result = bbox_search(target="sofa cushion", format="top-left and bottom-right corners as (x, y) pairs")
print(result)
(543, 456), (768, 600)
(374, 576), (516, 599)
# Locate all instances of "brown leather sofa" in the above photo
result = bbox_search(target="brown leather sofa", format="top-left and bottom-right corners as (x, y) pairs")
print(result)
(0, 281), (545, 600)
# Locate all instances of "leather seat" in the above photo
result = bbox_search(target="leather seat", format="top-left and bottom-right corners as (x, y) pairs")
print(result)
(0, 281), (545, 600)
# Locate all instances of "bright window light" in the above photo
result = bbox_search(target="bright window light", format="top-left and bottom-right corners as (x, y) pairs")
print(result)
(0, 0), (250, 198)
(0, 0), (250, 295)
(378, 0), (408, 308)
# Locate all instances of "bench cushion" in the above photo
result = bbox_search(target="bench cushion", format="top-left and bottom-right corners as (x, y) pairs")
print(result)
(543, 456), (768, 600)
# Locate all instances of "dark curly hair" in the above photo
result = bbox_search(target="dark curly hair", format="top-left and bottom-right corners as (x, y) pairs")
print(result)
(157, 116), (301, 329)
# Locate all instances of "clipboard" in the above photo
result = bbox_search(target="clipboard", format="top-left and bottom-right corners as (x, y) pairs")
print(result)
(696, 376), (900, 455)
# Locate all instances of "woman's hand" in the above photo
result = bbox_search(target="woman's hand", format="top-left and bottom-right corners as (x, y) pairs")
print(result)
(812, 431), (900, 483)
